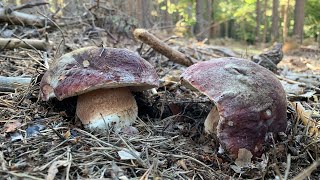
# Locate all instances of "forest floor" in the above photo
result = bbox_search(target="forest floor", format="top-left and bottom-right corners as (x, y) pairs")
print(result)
(0, 11), (320, 180)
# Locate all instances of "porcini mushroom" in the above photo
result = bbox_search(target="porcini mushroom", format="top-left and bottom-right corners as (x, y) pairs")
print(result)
(180, 57), (287, 158)
(40, 46), (159, 132)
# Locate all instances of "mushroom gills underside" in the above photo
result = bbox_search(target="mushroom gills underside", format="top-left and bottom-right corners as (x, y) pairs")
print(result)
(76, 87), (138, 132)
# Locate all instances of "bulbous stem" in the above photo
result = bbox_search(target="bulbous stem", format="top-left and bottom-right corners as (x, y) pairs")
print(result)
(76, 87), (138, 132)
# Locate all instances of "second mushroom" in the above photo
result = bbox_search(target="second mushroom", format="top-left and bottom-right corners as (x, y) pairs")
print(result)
(181, 57), (287, 158)
(40, 46), (159, 132)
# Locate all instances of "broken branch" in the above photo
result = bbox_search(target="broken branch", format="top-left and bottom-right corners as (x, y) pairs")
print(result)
(0, 76), (32, 92)
(12, 2), (49, 11)
(0, 38), (51, 50)
(133, 28), (198, 66)
(0, 8), (51, 27)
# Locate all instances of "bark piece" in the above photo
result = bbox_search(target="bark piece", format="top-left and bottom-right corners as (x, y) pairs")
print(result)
(251, 43), (283, 73)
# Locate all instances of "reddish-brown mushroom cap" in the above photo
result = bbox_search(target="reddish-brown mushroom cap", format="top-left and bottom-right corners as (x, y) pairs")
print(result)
(40, 46), (159, 101)
(40, 46), (159, 132)
(181, 57), (287, 158)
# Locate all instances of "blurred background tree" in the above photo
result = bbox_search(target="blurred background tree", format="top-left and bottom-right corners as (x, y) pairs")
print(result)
(4, 0), (319, 46)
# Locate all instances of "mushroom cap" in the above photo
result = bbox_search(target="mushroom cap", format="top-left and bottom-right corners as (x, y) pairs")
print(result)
(40, 46), (159, 101)
(181, 57), (287, 157)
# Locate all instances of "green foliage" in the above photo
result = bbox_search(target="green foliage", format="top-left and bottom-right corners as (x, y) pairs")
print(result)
(159, 0), (196, 26)
(158, 0), (319, 41)
(213, 0), (259, 42)
(305, 0), (320, 38)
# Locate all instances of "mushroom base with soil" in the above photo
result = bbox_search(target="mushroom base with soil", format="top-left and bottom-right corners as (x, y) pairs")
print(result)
(76, 87), (138, 132)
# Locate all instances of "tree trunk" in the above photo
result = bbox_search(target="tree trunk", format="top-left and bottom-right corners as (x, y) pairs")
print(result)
(163, 0), (172, 27)
(224, 21), (229, 38)
(138, 0), (151, 28)
(136, 0), (142, 26)
(282, 0), (290, 42)
(125, 0), (133, 17)
(293, 0), (305, 43)
(255, 0), (261, 43)
(262, 0), (268, 43)
(207, 0), (213, 39)
(194, 0), (207, 41)
(271, 0), (280, 42)
(229, 20), (235, 38)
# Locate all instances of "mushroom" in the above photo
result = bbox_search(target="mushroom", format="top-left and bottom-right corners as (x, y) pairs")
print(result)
(180, 57), (287, 158)
(40, 46), (159, 132)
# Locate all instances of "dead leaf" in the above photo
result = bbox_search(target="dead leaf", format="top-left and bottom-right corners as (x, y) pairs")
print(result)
(291, 101), (319, 137)
(177, 159), (188, 171)
(230, 164), (245, 174)
(299, 91), (316, 98)
(111, 161), (129, 180)
(117, 148), (141, 160)
(4, 121), (22, 133)
(46, 160), (69, 180)
(63, 130), (71, 139)
(9, 132), (23, 141)
(235, 148), (253, 168)
(26, 124), (45, 137)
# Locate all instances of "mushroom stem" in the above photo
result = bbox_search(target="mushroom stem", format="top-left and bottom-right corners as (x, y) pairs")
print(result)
(76, 87), (138, 132)
(204, 106), (220, 134)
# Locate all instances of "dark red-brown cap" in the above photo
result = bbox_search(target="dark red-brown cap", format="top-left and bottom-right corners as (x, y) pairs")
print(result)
(40, 46), (159, 101)
(181, 57), (287, 157)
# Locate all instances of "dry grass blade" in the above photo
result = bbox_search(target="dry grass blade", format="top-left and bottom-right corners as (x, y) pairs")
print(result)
(292, 160), (320, 180)
(139, 163), (153, 180)
(1, 171), (44, 180)
(0, 3), (319, 178)
(290, 101), (319, 137)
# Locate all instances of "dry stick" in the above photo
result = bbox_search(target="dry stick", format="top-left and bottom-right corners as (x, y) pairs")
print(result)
(283, 154), (291, 180)
(277, 75), (320, 92)
(0, 8), (48, 27)
(0, 38), (50, 50)
(37, 11), (66, 48)
(117, 134), (148, 168)
(0, 171), (43, 180)
(133, 28), (198, 66)
(12, 2), (49, 11)
(0, 76), (31, 92)
(292, 160), (320, 180)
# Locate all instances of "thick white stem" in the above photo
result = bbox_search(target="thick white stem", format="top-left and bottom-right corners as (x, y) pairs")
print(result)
(204, 106), (220, 134)
(76, 87), (138, 132)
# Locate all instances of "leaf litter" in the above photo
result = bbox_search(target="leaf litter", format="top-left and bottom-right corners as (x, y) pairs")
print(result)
(0, 3), (319, 180)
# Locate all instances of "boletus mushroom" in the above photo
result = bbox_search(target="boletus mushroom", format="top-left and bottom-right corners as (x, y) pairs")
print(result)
(180, 57), (287, 158)
(40, 46), (159, 132)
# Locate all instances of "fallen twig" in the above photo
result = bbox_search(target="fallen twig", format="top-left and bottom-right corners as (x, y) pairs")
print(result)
(290, 101), (319, 137)
(0, 76), (31, 92)
(0, 8), (51, 27)
(133, 28), (198, 66)
(277, 75), (320, 93)
(12, 1), (49, 11)
(0, 38), (51, 50)
(292, 160), (320, 180)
